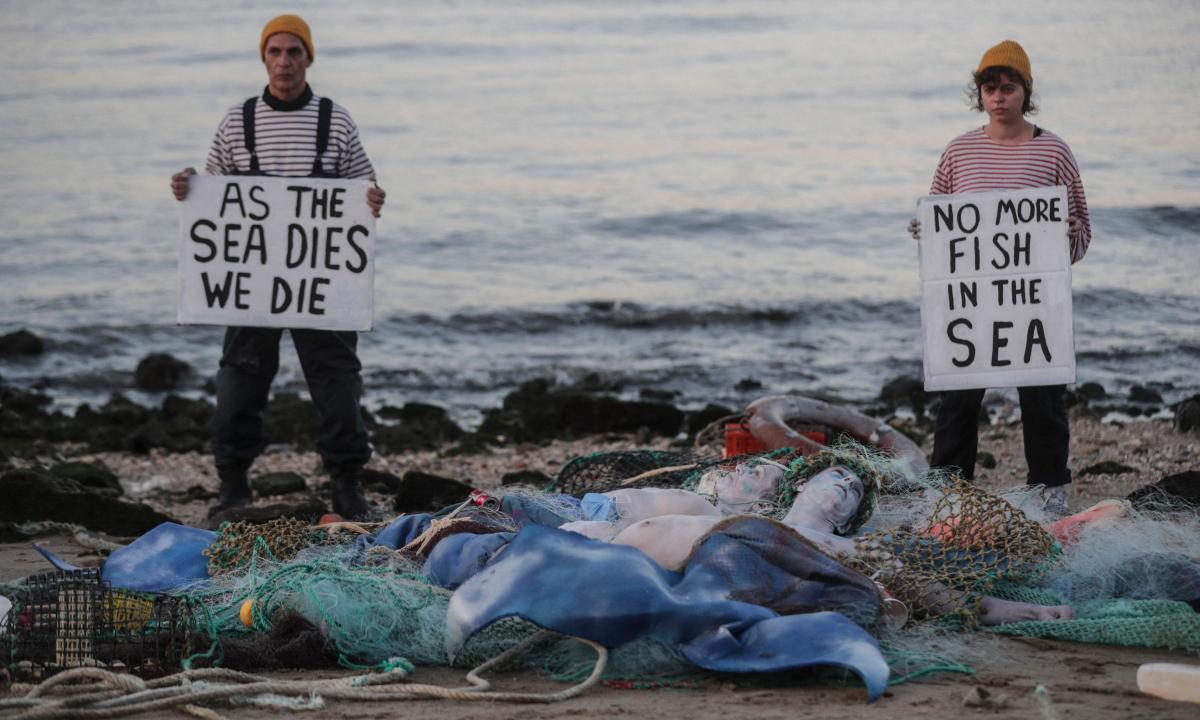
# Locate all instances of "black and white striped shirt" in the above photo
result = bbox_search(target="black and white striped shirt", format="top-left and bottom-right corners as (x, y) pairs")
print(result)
(205, 86), (374, 179)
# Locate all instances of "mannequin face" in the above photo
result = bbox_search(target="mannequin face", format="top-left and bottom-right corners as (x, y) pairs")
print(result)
(783, 466), (864, 535)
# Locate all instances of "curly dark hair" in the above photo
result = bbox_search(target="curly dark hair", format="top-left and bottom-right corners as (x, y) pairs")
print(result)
(966, 65), (1038, 115)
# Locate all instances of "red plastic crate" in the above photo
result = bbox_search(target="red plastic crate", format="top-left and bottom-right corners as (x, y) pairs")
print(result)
(723, 423), (825, 459)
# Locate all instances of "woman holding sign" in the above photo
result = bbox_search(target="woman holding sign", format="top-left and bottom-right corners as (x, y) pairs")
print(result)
(909, 40), (1092, 516)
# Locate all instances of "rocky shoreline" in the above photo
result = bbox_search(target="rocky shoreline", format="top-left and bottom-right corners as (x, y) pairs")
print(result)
(2, 328), (1198, 539)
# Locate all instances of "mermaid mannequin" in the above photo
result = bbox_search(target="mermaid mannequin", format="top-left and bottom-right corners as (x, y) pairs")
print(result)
(567, 465), (1074, 625)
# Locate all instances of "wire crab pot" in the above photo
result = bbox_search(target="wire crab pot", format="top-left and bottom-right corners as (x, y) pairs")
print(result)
(2, 568), (194, 680)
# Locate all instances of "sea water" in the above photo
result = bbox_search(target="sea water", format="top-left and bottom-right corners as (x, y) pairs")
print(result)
(1, 1), (1197, 425)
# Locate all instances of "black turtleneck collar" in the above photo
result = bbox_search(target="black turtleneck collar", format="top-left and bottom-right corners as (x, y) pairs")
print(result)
(262, 84), (313, 111)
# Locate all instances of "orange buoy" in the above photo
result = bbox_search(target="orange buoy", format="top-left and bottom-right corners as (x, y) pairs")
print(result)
(239, 599), (255, 627)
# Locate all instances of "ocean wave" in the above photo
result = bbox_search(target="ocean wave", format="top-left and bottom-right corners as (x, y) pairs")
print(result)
(383, 298), (918, 335)
(1095, 205), (1200, 235)
(588, 209), (800, 238)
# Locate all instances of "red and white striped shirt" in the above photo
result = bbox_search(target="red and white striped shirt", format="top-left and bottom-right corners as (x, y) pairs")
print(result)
(930, 127), (1091, 263)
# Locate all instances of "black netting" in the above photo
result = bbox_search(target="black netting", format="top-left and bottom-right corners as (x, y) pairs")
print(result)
(549, 450), (715, 496)
(1, 568), (195, 680)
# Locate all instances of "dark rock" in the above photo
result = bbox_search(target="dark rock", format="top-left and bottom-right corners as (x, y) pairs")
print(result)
(49, 461), (122, 496)
(185, 485), (217, 501)
(1126, 470), (1200, 510)
(878, 375), (929, 417)
(393, 471), (473, 513)
(357, 468), (402, 494)
(474, 378), (684, 443)
(0, 407), (35, 439)
(1118, 405), (1145, 418)
(374, 403), (454, 426)
(161, 394), (215, 425)
(1079, 460), (1138, 476)
(99, 394), (152, 426)
(128, 423), (172, 455)
(251, 472), (307, 497)
(685, 403), (736, 437)
(0, 468), (174, 535)
(1129, 385), (1163, 404)
(0, 438), (43, 460)
(639, 388), (678, 403)
(443, 435), (495, 456)
(0, 329), (45, 357)
(734, 378), (763, 392)
(576, 373), (623, 393)
(1075, 382), (1107, 401)
(84, 425), (134, 453)
(0, 385), (52, 416)
(1174, 394), (1200, 433)
(369, 402), (464, 454)
(262, 393), (319, 449)
(134, 353), (193, 392)
(207, 497), (327, 526)
(977, 451), (997, 469)
(501, 469), (553, 487)
(0, 521), (27, 543)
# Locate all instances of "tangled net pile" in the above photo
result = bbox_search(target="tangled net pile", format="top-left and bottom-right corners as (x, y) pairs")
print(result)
(3, 439), (1197, 717)
(551, 441), (1200, 662)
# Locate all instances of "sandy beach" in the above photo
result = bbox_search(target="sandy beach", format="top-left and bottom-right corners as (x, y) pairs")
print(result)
(2, 411), (1197, 718)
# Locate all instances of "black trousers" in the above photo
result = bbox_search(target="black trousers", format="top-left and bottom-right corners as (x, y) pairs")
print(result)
(212, 327), (371, 471)
(930, 385), (1070, 487)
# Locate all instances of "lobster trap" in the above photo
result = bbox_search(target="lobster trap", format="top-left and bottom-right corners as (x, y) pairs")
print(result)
(1, 568), (195, 680)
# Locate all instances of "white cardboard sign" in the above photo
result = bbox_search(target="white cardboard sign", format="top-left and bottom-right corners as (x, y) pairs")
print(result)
(918, 186), (1075, 392)
(177, 175), (375, 331)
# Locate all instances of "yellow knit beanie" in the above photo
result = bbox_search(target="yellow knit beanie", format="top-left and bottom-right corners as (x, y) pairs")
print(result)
(977, 40), (1031, 87)
(260, 14), (314, 61)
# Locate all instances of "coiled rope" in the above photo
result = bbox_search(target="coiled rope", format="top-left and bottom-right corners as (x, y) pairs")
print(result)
(0, 631), (607, 719)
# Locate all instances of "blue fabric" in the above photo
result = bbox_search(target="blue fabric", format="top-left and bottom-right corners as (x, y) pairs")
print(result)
(424, 532), (514, 589)
(679, 612), (888, 692)
(681, 517), (881, 622)
(446, 521), (889, 700)
(580, 493), (615, 521)
(102, 523), (216, 592)
(364, 514), (433, 550)
(31, 545), (81, 572)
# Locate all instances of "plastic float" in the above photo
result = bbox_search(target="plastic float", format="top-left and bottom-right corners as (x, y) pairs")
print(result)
(1137, 663), (1200, 704)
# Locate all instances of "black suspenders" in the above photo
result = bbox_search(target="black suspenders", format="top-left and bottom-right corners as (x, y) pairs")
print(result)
(241, 96), (334, 176)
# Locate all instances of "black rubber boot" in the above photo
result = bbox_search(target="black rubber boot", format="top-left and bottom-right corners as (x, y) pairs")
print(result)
(330, 467), (372, 520)
(208, 464), (252, 518)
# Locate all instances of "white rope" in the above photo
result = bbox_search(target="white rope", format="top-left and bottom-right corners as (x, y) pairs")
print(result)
(14, 522), (124, 553)
(0, 633), (608, 720)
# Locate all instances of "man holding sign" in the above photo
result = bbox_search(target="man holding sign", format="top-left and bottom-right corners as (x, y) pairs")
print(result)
(171, 15), (385, 519)
(910, 41), (1091, 516)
